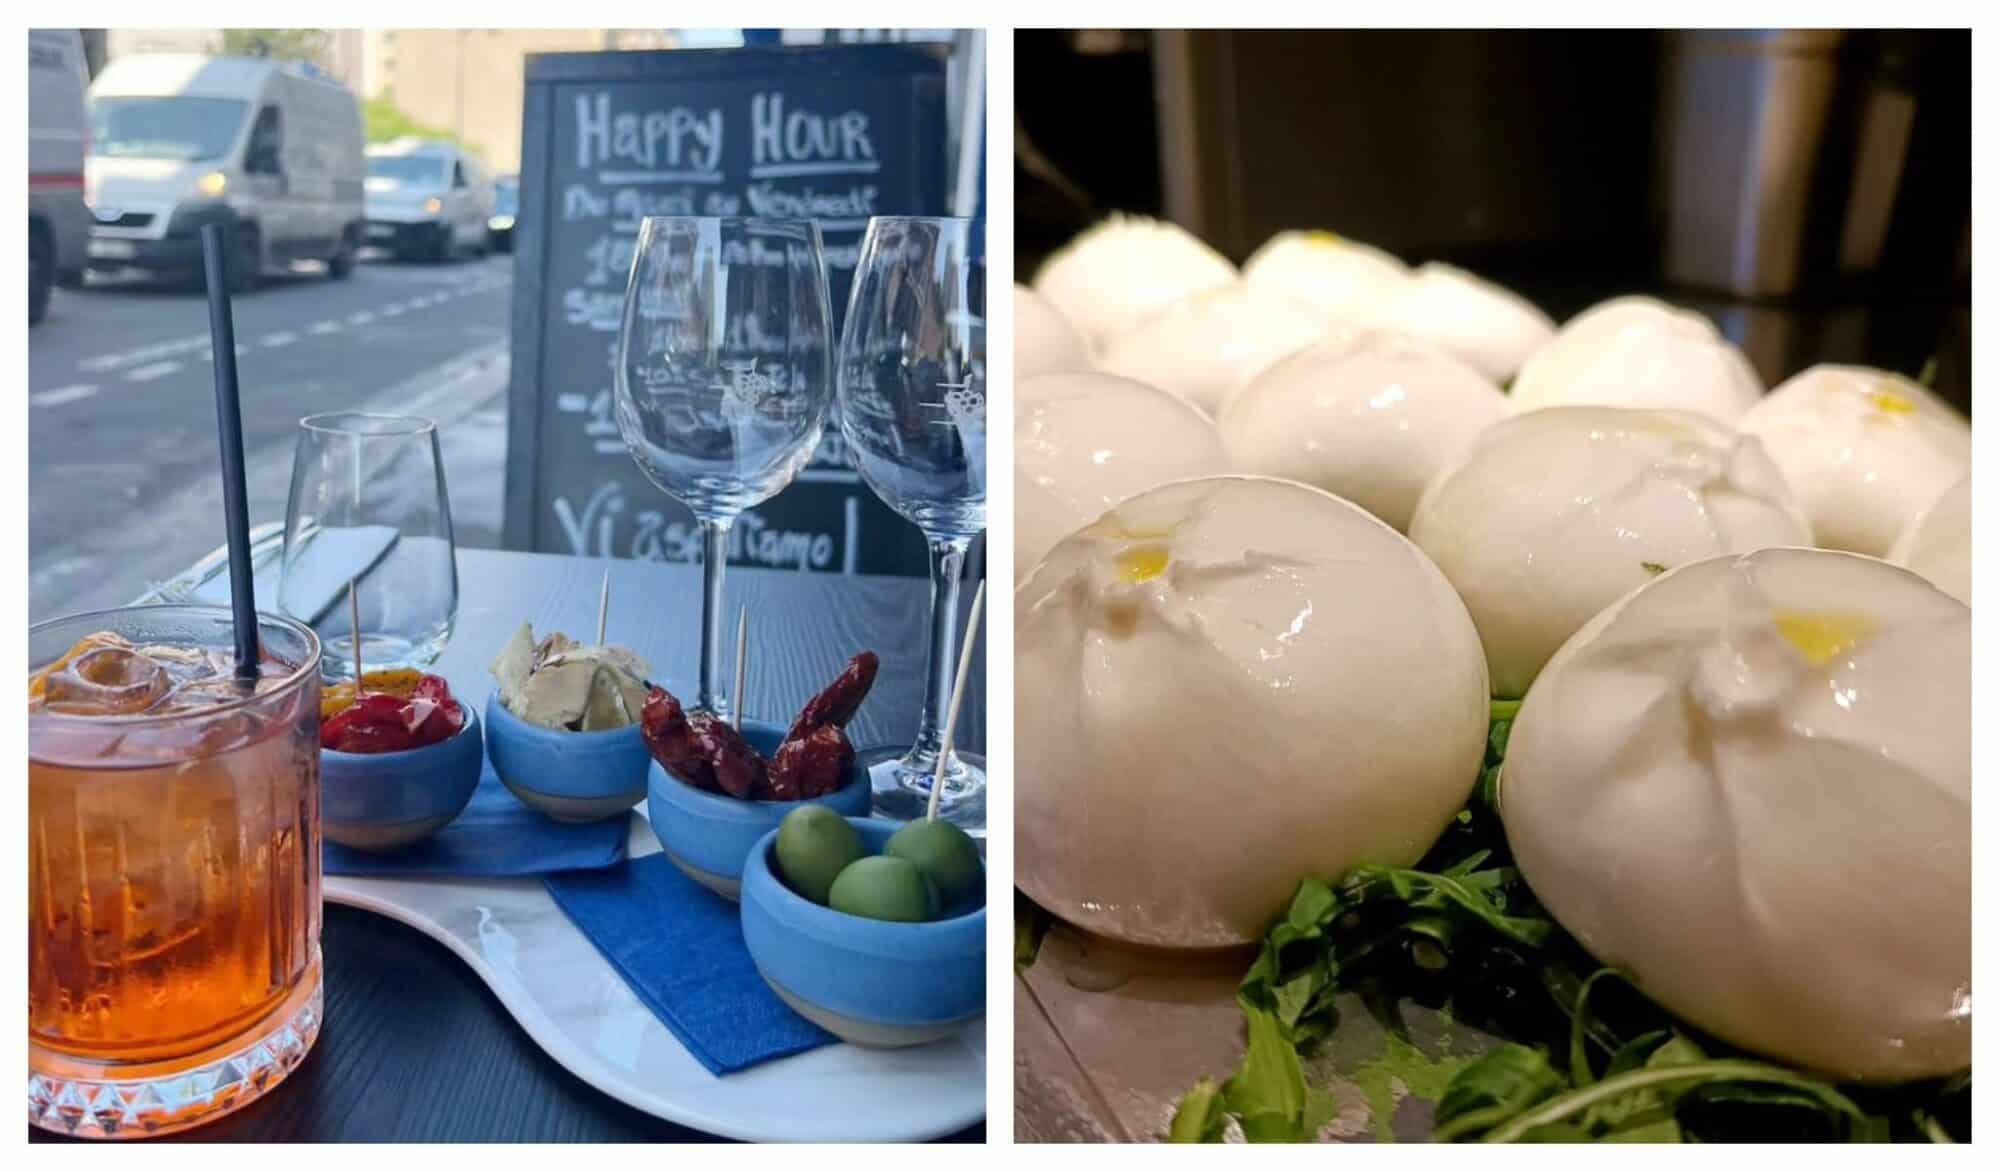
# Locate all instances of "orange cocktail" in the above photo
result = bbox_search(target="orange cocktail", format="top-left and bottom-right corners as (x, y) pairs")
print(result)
(28, 606), (323, 1138)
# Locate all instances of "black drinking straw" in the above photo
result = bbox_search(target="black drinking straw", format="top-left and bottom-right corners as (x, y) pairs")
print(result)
(200, 223), (260, 681)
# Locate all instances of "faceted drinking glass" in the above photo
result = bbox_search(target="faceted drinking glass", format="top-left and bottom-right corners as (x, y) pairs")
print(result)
(281, 412), (458, 680)
(614, 216), (835, 717)
(28, 605), (323, 1138)
(836, 216), (987, 828)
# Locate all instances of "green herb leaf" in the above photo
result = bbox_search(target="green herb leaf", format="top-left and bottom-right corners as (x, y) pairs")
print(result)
(1342, 864), (1553, 950)
(1167, 1078), (1228, 1143)
(1434, 1045), (1568, 1142)
(1641, 561), (1668, 576)
(1479, 1059), (1874, 1144)
(1223, 1006), (1312, 1142)
(1014, 890), (1051, 973)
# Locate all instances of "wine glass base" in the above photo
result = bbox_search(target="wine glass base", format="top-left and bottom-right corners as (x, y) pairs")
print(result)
(855, 744), (986, 835)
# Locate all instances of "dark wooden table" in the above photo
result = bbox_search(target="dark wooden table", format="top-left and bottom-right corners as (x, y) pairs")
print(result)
(33, 550), (985, 1143)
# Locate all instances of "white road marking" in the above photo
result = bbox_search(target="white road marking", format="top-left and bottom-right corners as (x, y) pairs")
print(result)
(380, 304), (405, 317)
(30, 384), (97, 408)
(126, 361), (181, 382)
(349, 311), (375, 325)
(199, 344), (250, 363)
(261, 331), (299, 348)
(78, 333), (209, 373)
(309, 320), (340, 335)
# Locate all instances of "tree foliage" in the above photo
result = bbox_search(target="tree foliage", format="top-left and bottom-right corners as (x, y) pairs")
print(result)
(220, 29), (332, 67)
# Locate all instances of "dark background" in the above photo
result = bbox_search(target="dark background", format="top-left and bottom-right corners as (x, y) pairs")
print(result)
(1016, 29), (1970, 411)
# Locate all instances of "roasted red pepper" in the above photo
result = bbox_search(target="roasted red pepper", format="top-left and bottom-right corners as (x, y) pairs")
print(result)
(321, 674), (464, 753)
(784, 651), (879, 742)
(766, 723), (855, 801)
(641, 651), (877, 801)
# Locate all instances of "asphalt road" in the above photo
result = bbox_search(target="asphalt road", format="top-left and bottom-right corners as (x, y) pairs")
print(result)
(28, 251), (516, 624)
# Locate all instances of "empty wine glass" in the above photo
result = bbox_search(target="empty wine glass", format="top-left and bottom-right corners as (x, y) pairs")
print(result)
(282, 412), (457, 680)
(837, 216), (986, 828)
(614, 216), (834, 717)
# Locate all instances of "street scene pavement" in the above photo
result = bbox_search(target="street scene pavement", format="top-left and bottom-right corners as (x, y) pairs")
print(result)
(29, 251), (514, 623)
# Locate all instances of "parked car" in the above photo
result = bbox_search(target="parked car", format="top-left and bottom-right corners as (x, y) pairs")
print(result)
(365, 138), (494, 262)
(86, 53), (366, 291)
(488, 174), (518, 253)
(28, 29), (90, 323)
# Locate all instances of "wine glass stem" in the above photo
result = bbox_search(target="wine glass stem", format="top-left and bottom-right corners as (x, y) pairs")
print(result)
(912, 536), (972, 761)
(697, 517), (732, 716)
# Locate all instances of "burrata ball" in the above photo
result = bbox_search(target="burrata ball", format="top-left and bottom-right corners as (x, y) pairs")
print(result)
(1031, 214), (1237, 351)
(1504, 548), (1969, 1081)
(1218, 329), (1507, 531)
(1408, 407), (1813, 698)
(1016, 372), (1233, 582)
(1739, 365), (1971, 557)
(1097, 283), (1327, 415)
(1016, 475), (1490, 948)
(1241, 229), (1410, 322)
(1509, 295), (1765, 423)
(1888, 474), (1971, 605)
(1359, 263), (1555, 383)
(1015, 284), (1092, 379)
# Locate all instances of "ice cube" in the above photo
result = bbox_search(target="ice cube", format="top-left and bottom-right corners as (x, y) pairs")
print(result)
(41, 647), (174, 715)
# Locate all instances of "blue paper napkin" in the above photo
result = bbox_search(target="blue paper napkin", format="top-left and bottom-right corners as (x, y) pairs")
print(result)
(543, 853), (837, 1076)
(324, 766), (629, 878)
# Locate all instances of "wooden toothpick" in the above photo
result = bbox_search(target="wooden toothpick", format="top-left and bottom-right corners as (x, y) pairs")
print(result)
(732, 605), (748, 730)
(927, 579), (986, 822)
(347, 579), (364, 691)
(595, 569), (610, 646)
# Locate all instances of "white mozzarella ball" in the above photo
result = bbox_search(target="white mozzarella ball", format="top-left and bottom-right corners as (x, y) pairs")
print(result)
(1218, 329), (1507, 531)
(1888, 474), (1971, 605)
(1505, 547), (1969, 1081)
(1241, 229), (1411, 322)
(1510, 295), (1765, 423)
(1014, 284), (1092, 379)
(1408, 407), (1812, 697)
(1739, 365), (1971, 557)
(1015, 372), (1233, 582)
(1031, 215), (1238, 352)
(1017, 475), (1490, 948)
(1096, 283), (1327, 415)
(1360, 263), (1556, 383)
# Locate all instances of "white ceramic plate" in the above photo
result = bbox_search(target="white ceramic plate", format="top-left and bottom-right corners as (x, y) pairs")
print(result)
(324, 808), (986, 1142)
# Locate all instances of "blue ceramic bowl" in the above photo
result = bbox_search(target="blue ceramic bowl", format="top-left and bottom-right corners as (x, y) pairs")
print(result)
(322, 705), (483, 852)
(645, 719), (871, 900)
(741, 817), (986, 1048)
(484, 693), (651, 823)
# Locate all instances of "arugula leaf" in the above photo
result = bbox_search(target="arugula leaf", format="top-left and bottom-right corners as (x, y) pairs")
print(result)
(1015, 890), (1051, 973)
(1341, 864), (1552, 950)
(1478, 1059), (1875, 1144)
(1433, 1045), (1567, 1142)
(1223, 1007), (1315, 1142)
(1167, 1078), (1227, 1143)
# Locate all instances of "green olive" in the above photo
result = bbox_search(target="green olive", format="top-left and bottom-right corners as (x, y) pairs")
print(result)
(827, 855), (935, 923)
(774, 806), (866, 906)
(883, 818), (983, 911)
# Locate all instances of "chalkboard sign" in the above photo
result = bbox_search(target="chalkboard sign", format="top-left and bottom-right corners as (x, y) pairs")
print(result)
(503, 44), (948, 576)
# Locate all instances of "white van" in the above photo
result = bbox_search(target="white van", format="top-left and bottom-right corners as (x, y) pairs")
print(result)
(364, 138), (496, 262)
(28, 29), (90, 323)
(86, 54), (365, 290)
